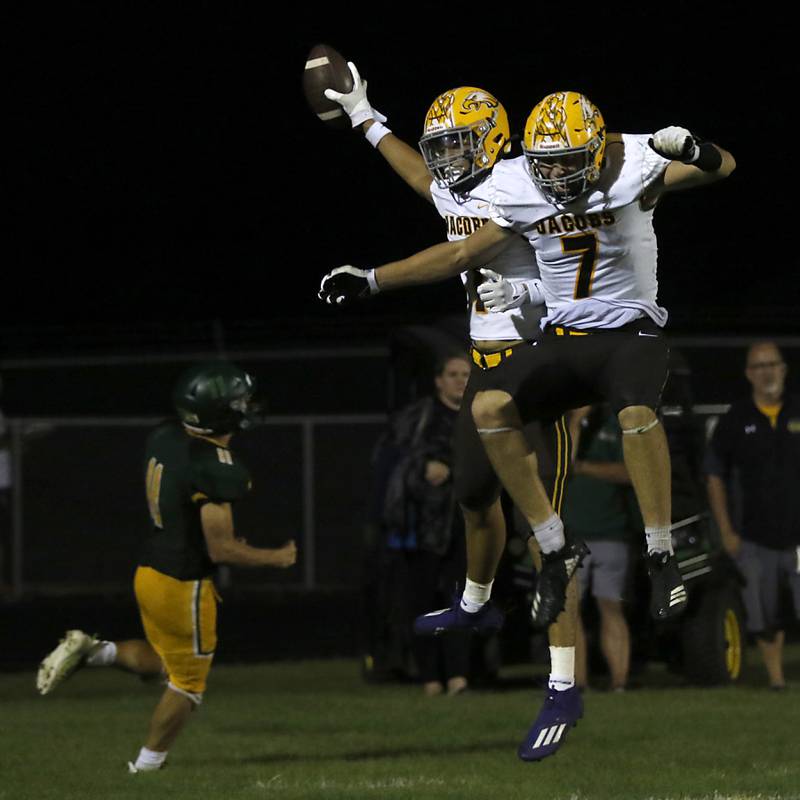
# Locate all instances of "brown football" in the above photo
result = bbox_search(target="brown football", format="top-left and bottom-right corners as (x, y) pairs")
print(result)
(303, 44), (354, 130)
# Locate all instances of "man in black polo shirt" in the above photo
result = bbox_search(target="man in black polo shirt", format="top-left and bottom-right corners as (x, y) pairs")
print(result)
(705, 342), (800, 690)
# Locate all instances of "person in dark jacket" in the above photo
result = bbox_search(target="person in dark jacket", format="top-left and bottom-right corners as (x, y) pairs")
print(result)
(370, 354), (473, 695)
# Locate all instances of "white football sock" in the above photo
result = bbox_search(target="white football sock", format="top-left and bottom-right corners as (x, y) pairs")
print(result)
(548, 646), (576, 691)
(460, 578), (493, 613)
(645, 526), (673, 555)
(532, 513), (565, 554)
(133, 746), (167, 771)
(86, 641), (117, 667)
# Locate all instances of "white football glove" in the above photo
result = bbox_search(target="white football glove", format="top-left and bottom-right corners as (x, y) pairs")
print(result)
(476, 269), (545, 313)
(323, 62), (387, 128)
(649, 126), (698, 162)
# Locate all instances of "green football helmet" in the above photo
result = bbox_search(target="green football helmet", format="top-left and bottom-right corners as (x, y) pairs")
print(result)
(172, 362), (257, 435)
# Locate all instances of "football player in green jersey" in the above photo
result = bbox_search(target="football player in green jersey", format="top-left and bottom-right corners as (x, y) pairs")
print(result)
(36, 363), (297, 773)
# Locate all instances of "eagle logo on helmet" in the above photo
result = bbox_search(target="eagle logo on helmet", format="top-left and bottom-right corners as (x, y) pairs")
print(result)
(462, 91), (499, 113)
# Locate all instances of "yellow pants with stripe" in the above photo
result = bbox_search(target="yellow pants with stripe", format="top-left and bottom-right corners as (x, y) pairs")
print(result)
(134, 566), (217, 694)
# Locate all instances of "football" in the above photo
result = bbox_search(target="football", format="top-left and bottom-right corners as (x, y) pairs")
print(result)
(303, 44), (354, 130)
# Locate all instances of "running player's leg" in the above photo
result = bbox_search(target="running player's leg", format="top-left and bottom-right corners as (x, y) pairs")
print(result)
(37, 630), (164, 696)
(129, 566), (217, 772)
(82, 638), (164, 677)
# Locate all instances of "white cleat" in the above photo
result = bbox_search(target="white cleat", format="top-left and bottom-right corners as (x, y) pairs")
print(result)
(36, 629), (98, 695)
(128, 761), (165, 773)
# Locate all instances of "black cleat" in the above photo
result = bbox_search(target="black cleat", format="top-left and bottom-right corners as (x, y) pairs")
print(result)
(647, 550), (688, 620)
(530, 541), (589, 628)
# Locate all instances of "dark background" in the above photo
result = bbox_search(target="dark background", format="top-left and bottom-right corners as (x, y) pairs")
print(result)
(3, 8), (798, 669)
(6, 8), (797, 352)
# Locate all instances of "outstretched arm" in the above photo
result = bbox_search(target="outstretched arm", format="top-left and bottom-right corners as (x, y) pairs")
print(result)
(318, 220), (515, 305)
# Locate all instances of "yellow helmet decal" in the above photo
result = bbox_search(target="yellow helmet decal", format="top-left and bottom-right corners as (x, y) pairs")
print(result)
(424, 91), (457, 131)
(534, 92), (570, 147)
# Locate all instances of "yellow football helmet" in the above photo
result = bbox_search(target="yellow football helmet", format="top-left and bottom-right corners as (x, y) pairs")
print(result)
(419, 87), (510, 197)
(523, 91), (606, 204)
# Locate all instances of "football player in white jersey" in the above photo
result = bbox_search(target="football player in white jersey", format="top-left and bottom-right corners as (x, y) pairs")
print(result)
(319, 92), (736, 749)
(324, 71), (584, 761)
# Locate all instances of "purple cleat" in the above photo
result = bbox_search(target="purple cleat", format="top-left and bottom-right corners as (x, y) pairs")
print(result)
(413, 598), (504, 637)
(517, 686), (583, 762)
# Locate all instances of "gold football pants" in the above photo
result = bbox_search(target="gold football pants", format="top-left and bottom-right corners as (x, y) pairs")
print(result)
(134, 566), (217, 695)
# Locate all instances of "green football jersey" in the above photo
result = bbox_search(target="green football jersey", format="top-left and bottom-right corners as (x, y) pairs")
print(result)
(141, 420), (252, 580)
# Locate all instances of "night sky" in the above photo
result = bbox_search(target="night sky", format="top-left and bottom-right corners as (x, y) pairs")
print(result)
(8, 8), (797, 344)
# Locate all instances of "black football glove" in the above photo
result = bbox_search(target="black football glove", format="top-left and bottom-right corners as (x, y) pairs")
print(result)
(318, 266), (377, 306)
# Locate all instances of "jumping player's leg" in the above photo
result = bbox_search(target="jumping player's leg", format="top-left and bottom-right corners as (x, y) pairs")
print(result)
(602, 327), (686, 619)
(618, 404), (672, 539)
(472, 389), (586, 630)
(472, 390), (556, 530)
(447, 370), (583, 762)
(463, 500), (506, 585)
(414, 389), (508, 635)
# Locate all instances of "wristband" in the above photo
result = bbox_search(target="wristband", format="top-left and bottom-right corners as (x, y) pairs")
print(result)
(366, 268), (380, 294)
(684, 141), (722, 172)
(365, 121), (392, 148)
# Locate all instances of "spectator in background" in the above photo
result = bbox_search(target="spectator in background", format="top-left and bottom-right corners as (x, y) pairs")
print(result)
(371, 354), (473, 696)
(705, 342), (800, 690)
(565, 405), (639, 692)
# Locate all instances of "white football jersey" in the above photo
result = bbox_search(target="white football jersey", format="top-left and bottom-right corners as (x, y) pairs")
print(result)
(488, 134), (672, 330)
(430, 180), (543, 341)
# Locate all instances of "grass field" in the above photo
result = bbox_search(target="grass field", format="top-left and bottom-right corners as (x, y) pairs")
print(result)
(3, 649), (800, 800)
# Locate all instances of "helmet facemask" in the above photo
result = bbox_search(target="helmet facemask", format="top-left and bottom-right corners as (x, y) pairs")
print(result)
(524, 140), (603, 205)
(419, 124), (492, 198)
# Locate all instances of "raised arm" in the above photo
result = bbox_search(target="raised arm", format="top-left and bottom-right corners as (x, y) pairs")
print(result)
(325, 62), (433, 202)
(318, 220), (515, 305)
(643, 126), (736, 206)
